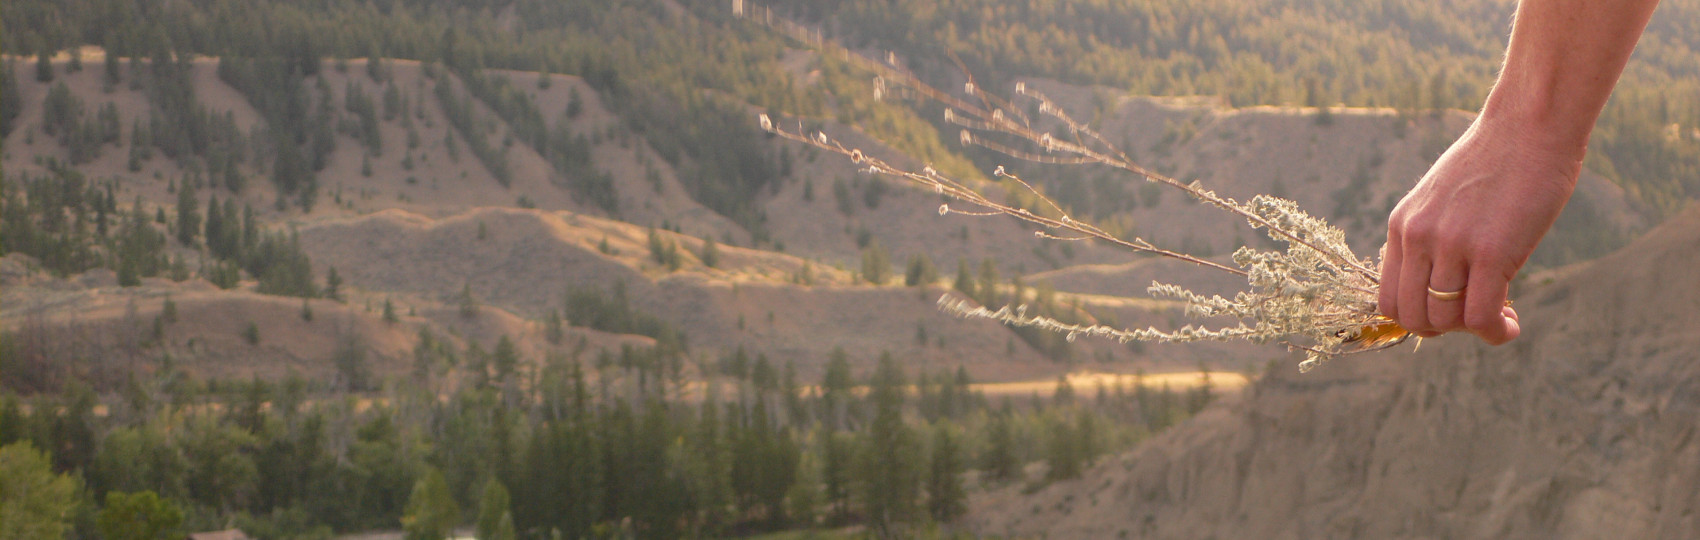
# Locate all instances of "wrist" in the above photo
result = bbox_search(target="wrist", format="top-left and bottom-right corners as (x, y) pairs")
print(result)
(1461, 108), (1587, 191)
(1476, 87), (1595, 159)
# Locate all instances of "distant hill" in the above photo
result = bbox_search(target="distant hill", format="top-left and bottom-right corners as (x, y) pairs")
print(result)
(1, 0), (1689, 390)
(0, 45), (1664, 388)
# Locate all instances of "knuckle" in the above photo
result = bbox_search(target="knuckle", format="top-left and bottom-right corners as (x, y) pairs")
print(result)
(1465, 239), (1507, 264)
(1386, 215), (1406, 237)
(1401, 221), (1437, 248)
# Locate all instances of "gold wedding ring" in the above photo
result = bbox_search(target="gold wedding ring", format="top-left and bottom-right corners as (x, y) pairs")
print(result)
(1427, 286), (1465, 301)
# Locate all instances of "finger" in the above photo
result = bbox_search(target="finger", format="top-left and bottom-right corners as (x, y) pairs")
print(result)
(1378, 238), (1402, 321)
(1397, 246), (1434, 334)
(1425, 258), (1468, 332)
(1464, 267), (1517, 345)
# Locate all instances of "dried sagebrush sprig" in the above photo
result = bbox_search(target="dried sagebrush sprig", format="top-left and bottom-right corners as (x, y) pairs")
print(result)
(758, 56), (1406, 372)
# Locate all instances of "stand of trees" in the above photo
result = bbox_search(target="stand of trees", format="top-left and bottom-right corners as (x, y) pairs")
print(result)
(1, 160), (319, 295)
(0, 332), (1213, 539)
(2, 0), (825, 243)
(216, 56), (323, 209)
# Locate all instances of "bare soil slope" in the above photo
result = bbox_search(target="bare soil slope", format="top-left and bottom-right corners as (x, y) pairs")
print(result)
(295, 206), (1156, 380)
(0, 251), (649, 386)
(967, 202), (1700, 539)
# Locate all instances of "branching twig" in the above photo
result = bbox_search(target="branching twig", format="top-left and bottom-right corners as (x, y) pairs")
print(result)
(746, 7), (1399, 371)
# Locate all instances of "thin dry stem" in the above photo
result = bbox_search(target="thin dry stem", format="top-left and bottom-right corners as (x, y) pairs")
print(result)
(745, 7), (1395, 369)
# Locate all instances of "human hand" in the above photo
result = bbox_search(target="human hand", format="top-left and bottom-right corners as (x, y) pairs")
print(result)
(1379, 119), (1582, 344)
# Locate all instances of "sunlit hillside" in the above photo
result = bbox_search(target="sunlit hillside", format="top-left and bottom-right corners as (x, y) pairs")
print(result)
(3, 0), (1697, 538)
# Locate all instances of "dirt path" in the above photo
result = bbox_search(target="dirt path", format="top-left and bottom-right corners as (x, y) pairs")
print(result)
(971, 370), (1247, 398)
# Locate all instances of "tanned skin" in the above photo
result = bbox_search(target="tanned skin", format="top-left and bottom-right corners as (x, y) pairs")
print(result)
(1380, 0), (1662, 344)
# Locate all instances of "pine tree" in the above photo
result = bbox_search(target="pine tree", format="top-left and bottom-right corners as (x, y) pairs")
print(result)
(545, 309), (564, 345)
(820, 431), (854, 525)
(334, 335), (371, 392)
(490, 513), (515, 540)
(689, 391), (733, 535)
(858, 353), (919, 534)
(367, 53), (386, 82)
(474, 478), (511, 540)
(981, 406), (1020, 482)
(175, 179), (199, 246)
(566, 87), (583, 118)
(97, 490), (183, 540)
(782, 360), (806, 427)
(905, 253), (937, 286)
(647, 227), (681, 270)
(786, 448), (822, 528)
(0, 68), (19, 136)
(953, 259), (974, 295)
(459, 282), (477, 318)
(821, 348), (853, 429)
(324, 266), (342, 300)
(161, 296), (178, 323)
(118, 255), (141, 287)
(860, 241), (890, 285)
(104, 51), (122, 90)
(1044, 414), (1082, 481)
(1075, 409), (1100, 465)
(241, 204), (258, 253)
(976, 258), (1000, 306)
(384, 83), (402, 121)
(1053, 374), (1076, 407)
(1, 442), (80, 539)
(492, 336), (518, 384)
(926, 425), (967, 522)
(699, 238), (720, 268)
(1187, 362), (1215, 414)
(204, 195), (224, 256)
(35, 51), (53, 82)
(401, 467), (458, 540)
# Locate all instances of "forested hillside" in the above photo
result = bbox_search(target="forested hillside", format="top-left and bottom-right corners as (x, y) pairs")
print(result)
(3, 0), (1698, 539)
(6, 0), (1697, 224)
(763, 0), (1700, 217)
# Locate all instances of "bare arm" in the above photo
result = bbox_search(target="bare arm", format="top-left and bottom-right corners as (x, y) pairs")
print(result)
(1380, 0), (1660, 343)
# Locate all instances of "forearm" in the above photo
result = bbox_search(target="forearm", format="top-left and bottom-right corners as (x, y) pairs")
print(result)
(1479, 0), (1660, 158)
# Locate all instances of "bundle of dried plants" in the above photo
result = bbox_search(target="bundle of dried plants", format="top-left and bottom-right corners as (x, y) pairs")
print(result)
(761, 58), (1411, 372)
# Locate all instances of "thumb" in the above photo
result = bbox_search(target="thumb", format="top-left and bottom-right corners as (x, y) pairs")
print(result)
(1478, 306), (1520, 345)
